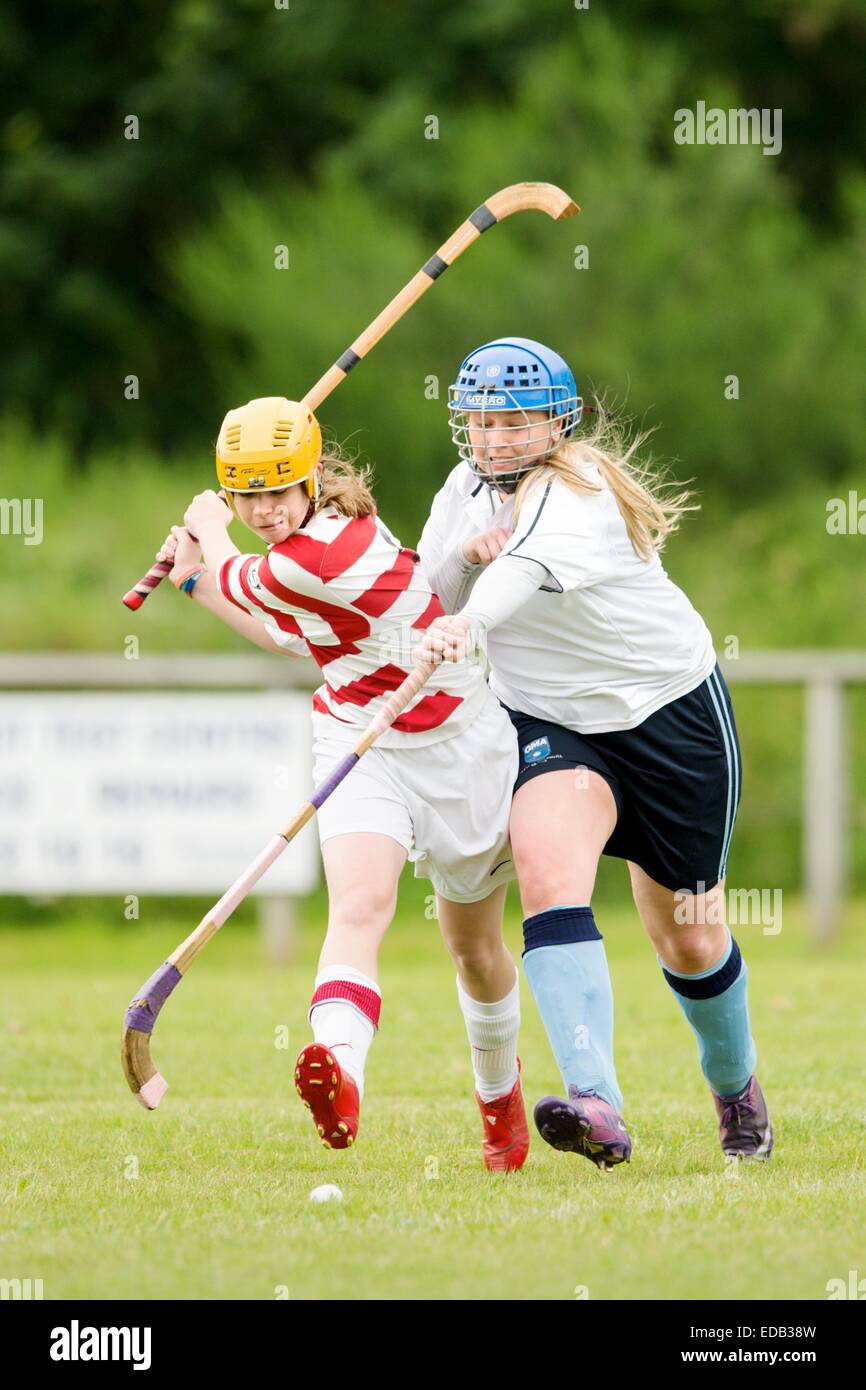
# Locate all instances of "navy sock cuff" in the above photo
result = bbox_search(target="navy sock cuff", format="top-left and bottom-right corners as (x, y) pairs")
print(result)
(662, 938), (743, 999)
(523, 906), (602, 955)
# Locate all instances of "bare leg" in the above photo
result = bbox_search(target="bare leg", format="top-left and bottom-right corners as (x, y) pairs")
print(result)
(436, 884), (514, 1000)
(627, 860), (728, 969)
(317, 832), (407, 978)
(510, 769), (616, 914)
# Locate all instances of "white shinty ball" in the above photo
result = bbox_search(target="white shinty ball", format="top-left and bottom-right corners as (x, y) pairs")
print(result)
(309, 1183), (343, 1204)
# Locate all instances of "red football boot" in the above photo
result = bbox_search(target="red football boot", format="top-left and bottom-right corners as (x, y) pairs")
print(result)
(475, 1060), (530, 1172)
(295, 1042), (360, 1150)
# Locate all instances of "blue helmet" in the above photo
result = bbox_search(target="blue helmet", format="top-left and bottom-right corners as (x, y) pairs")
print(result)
(448, 337), (582, 492)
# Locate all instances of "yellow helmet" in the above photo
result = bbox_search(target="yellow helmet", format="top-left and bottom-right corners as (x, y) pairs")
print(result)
(216, 397), (322, 500)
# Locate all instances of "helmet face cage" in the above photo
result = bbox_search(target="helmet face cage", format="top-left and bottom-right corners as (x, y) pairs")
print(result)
(448, 383), (583, 494)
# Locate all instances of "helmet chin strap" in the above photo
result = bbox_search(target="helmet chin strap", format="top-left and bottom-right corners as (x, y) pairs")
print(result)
(300, 462), (323, 526)
(484, 473), (522, 495)
(476, 455), (546, 494)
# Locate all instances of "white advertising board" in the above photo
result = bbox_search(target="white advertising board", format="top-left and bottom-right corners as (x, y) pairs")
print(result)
(0, 693), (319, 895)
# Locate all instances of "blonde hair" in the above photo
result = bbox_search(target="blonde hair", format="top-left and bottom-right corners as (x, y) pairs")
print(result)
(513, 405), (697, 559)
(314, 436), (376, 518)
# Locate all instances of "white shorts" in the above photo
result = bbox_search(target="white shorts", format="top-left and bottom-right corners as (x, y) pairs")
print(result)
(312, 693), (518, 903)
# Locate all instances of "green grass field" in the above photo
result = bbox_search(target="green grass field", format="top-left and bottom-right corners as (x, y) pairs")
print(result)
(2, 880), (864, 1301)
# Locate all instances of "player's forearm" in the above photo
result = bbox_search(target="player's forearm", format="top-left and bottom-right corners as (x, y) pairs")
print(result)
(423, 543), (480, 611)
(189, 572), (296, 655)
(459, 555), (549, 632)
(195, 521), (240, 573)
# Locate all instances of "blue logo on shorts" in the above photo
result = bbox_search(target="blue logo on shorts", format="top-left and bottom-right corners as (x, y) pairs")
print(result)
(523, 736), (552, 764)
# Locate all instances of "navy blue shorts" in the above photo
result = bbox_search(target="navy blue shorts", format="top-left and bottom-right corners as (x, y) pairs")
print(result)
(505, 664), (742, 893)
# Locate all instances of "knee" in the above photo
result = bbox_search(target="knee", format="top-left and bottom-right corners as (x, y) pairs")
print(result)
(448, 938), (502, 980)
(512, 830), (605, 919)
(658, 926), (727, 974)
(512, 843), (577, 917)
(517, 868), (597, 920)
(328, 882), (396, 932)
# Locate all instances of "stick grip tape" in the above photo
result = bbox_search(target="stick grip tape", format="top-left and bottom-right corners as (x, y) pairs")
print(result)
(124, 962), (183, 1036)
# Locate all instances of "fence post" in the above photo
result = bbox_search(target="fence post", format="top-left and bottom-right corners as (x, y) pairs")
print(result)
(259, 894), (297, 966)
(803, 677), (846, 941)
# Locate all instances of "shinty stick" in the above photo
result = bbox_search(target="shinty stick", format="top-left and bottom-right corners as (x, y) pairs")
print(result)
(121, 658), (436, 1108)
(121, 182), (578, 610)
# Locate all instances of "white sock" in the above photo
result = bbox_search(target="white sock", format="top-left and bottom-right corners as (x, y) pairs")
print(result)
(456, 970), (520, 1102)
(309, 965), (380, 1102)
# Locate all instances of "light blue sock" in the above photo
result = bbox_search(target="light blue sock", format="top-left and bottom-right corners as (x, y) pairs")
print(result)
(659, 928), (757, 1097)
(522, 905), (623, 1113)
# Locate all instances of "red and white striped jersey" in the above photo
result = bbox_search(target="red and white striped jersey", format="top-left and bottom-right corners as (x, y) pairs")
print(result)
(219, 506), (488, 746)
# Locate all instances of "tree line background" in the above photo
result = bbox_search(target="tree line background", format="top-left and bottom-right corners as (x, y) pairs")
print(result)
(1, 0), (865, 893)
(4, 0), (865, 484)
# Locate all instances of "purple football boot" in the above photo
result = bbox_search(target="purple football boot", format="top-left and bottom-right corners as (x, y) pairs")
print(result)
(711, 1076), (774, 1161)
(534, 1086), (632, 1171)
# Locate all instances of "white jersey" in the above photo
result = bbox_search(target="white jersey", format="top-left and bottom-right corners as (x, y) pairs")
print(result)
(220, 505), (488, 747)
(417, 461), (717, 733)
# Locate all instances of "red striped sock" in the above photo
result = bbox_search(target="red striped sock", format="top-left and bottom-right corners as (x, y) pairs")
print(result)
(308, 966), (381, 1099)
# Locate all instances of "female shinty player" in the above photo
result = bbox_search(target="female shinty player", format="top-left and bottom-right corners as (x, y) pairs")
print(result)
(156, 396), (529, 1169)
(418, 337), (772, 1170)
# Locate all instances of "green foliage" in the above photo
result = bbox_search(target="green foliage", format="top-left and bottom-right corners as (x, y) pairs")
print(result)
(0, 420), (227, 654)
(168, 26), (866, 534)
(1, 1), (864, 449)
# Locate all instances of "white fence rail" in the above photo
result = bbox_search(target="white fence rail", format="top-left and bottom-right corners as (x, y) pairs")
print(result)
(1, 650), (863, 939)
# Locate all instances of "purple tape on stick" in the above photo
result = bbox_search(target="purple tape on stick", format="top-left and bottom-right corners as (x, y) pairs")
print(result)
(310, 752), (359, 810)
(124, 962), (183, 1036)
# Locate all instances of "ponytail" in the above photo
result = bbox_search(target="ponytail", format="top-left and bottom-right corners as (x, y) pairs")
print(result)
(315, 437), (376, 518)
(514, 406), (697, 559)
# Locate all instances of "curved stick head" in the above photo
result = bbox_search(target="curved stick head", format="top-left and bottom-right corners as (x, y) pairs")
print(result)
(122, 961), (182, 1109)
(486, 182), (580, 222)
(122, 1026), (168, 1109)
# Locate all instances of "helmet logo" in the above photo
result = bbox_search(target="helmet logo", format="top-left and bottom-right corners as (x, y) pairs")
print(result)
(485, 364), (501, 377)
(466, 392), (506, 407)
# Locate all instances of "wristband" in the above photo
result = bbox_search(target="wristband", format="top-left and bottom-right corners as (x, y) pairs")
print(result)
(172, 565), (206, 595)
(181, 569), (206, 596)
(170, 563), (204, 590)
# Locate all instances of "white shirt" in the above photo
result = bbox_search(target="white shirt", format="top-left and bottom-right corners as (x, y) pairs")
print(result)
(417, 461), (717, 734)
